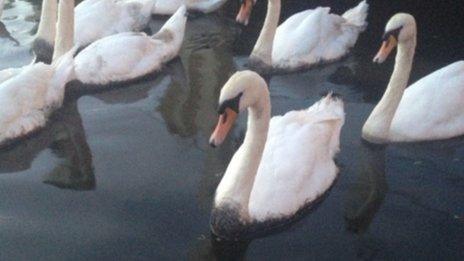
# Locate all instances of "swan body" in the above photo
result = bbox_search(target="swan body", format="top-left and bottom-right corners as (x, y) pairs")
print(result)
(0, 51), (76, 145)
(0, 0), (76, 145)
(73, 5), (187, 85)
(74, 0), (155, 48)
(209, 71), (344, 239)
(152, 0), (227, 15)
(389, 62), (464, 141)
(240, 0), (368, 71)
(362, 13), (464, 143)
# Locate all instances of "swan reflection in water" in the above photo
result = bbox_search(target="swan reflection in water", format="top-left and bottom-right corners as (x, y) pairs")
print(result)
(0, 98), (95, 190)
(0, 21), (19, 46)
(344, 143), (388, 259)
(157, 14), (239, 213)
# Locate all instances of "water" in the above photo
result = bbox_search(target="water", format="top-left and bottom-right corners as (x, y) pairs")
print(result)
(0, 0), (463, 260)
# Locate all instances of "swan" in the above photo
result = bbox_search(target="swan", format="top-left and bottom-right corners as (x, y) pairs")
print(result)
(0, 0), (76, 146)
(72, 5), (187, 85)
(209, 71), (345, 240)
(152, 0), (227, 15)
(362, 13), (464, 144)
(74, 0), (155, 48)
(237, 0), (368, 71)
(32, 0), (57, 64)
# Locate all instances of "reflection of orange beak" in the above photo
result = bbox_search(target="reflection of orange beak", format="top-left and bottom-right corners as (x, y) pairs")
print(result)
(209, 108), (238, 147)
(236, 0), (254, 25)
(373, 35), (398, 63)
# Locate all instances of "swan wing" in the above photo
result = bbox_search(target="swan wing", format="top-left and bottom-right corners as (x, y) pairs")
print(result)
(75, 6), (186, 85)
(273, 2), (368, 69)
(75, 0), (153, 47)
(74, 33), (164, 84)
(249, 95), (344, 221)
(0, 67), (23, 84)
(391, 61), (464, 141)
(0, 64), (54, 143)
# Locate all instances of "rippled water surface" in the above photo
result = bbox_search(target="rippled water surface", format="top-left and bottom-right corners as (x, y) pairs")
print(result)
(0, 0), (463, 260)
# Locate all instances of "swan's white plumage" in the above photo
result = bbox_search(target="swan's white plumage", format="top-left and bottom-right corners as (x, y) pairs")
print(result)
(0, 49), (75, 144)
(153, 0), (227, 15)
(248, 95), (344, 221)
(73, 5), (187, 85)
(272, 1), (368, 69)
(212, 71), (344, 237)
(0, 68), (22, 84)
(390, 61), (464, 141)
(363, 13), (464, 143)
(74, 0), (154, 47)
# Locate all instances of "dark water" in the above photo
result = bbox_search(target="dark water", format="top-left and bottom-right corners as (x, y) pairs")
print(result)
(0, 0), (463, 260)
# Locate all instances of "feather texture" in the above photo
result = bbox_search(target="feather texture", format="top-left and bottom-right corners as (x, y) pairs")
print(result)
(74, 5), (187, 85)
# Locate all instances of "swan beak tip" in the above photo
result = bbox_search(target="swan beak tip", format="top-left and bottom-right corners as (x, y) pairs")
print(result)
(209, 139), (217, 148)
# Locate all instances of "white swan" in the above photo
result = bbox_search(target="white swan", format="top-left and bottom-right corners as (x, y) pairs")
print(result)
(74, 0), (155, 48)
(152, 0), (227, 15)
(72, 5), (187, 85)
(209, 71), (345, 240)
(362, 13), (464, 144)
(0, 0), (76, 145)
(237, 0), (368, 71)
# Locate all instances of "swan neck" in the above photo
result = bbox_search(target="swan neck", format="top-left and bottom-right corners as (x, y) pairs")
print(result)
(36, 0), (57, 44)
(363, 38), (416, 142)
(215, 87), (271, 222)
(53, 0), (74, 61)
(250, 0), (281, 66)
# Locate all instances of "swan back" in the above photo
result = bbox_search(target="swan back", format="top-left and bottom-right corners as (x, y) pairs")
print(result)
(0, 63), (54, 143)
(74, 5), (187, 85)
(390, 61), (464, 141)
(249, 94), (344, 221)
(272, 1), (369, 69)
(74, 0), (154, 47)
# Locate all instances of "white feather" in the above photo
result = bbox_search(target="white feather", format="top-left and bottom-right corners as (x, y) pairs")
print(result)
(272, 1), (368, 69)
(73, 5), (187, 85)
(249, 95), (344, 221)
(153, 0), (227, 15)
(390, 61), (464, 141)
(74, 0), (155, 47)
(0, 49), (76, 144)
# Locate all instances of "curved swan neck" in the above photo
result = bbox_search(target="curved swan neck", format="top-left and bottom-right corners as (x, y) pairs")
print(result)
(53, 0), (74, 61)
(250, 0), (281, 67)
(36, 0), (57, 45)
(363, 38), (416, 143)
(215, 83), (271, 222)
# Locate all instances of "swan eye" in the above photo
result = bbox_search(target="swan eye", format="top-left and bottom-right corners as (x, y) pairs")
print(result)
(382, 26), (403, 42)
(217, 92), (243, 115)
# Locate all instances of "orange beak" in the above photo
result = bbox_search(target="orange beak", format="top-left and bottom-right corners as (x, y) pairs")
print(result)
(209, 108), (238, 147)
(236, 0), (254, 25)
(373, 35), (398, 64)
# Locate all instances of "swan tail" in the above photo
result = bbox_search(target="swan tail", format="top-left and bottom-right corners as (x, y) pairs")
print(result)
(307, 93), (345, 156)
(342, 0), (369, 29)
(48, 46), (78, 107)
(152, 5), (187, 42)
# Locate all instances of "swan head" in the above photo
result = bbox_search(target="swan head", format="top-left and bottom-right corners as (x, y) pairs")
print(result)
(374, 13), (416, 63)
(209, 71), (267, 147)
(236, 0), (257, 25)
